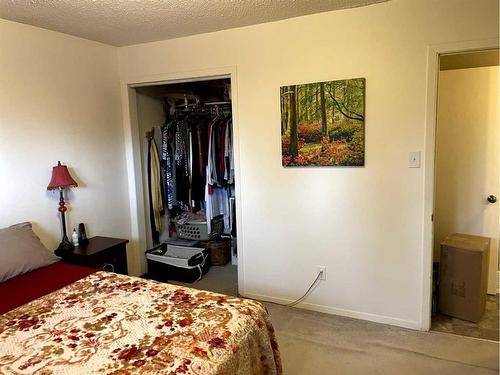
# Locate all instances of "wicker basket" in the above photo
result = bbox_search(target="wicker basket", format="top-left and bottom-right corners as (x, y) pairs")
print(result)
(204, 239), (231, 266)
(175, 217), (224, 241)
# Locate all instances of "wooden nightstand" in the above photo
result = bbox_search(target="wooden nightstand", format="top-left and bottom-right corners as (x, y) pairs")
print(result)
(60, 236), (129, 275)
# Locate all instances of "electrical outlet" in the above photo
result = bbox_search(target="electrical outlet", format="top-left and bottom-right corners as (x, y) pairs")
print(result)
(317, 266), (327, 280)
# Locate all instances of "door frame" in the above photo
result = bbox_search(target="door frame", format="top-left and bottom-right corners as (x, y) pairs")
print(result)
(119, 66), (246, 295)
(421, 39), (499, 331)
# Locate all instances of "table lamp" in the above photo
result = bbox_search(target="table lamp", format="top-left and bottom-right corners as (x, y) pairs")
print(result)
(47, 161), (78, 255)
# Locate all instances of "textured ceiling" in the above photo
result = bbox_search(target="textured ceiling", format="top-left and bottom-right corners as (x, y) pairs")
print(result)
(0, 0), (387, 46)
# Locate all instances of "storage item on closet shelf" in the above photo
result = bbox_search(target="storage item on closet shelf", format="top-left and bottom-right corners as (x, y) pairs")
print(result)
(201, 238), (231, 266)
(175, 217), (224, 241)
(145, 243), (210, 283)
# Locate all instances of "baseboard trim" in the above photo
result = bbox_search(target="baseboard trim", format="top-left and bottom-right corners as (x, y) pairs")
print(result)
(243, 292), (421, 330)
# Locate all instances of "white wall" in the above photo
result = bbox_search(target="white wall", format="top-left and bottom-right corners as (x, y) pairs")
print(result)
(434, 66), (499, 293)
(117, 0), (499, 328)
(0, 20), (131, 265)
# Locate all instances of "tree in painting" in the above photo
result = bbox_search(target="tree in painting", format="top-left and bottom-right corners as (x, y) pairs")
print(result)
(281, 78), (365, 166)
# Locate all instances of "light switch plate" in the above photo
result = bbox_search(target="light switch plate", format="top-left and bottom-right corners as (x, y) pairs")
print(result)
(409, 151), (421, 168)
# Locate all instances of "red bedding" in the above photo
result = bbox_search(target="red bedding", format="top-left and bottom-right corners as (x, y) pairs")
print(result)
(0, 262), (96, 314)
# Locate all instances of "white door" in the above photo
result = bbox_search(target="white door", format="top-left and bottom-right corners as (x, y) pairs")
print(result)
(434, 65), (499, 294)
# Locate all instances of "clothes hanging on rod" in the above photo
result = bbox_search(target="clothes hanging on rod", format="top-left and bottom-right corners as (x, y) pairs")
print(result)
(161, 125), (175, 210)
(143, 99), (235, 244)
(173, 119), (191, 210)
(146, 130), (164, 245)
(191, 122), (208, 203)
(154, 108), (235, 233)
(205, 114), (234, 232)
(206, 115), (233, 189)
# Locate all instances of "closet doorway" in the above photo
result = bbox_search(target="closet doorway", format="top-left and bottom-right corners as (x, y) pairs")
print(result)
(128, 75), (240, 297)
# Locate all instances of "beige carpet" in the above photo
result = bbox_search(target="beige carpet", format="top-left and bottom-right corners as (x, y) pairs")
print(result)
(168, 267), (498, 374)
(265, 303), (499, 374)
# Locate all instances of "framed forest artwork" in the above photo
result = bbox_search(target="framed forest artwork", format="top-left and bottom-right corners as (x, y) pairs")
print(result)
(280, 78), (365, 167)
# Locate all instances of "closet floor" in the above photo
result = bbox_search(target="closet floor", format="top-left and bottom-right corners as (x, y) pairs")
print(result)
(431, 294), (499, 341)
(169, 263), (238, 296)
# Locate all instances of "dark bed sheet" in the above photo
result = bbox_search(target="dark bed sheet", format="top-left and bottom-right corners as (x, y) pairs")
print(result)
(0, 262), (96, 314)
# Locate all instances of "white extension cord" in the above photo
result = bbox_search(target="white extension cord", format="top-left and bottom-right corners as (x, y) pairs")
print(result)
(267, 269), (323, 308)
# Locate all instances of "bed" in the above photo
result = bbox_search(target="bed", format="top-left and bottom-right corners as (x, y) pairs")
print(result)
(0, 262), (97, 315)
(0, 224), (282, 375)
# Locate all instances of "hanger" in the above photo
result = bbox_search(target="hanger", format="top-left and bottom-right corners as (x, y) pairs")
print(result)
(145, 127), (155, 141)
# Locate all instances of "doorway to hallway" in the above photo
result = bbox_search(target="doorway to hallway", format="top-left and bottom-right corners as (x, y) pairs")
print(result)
(431, 49), (499, 341)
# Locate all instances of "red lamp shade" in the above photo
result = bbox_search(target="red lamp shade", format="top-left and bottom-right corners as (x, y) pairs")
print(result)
(47, 161), (78, 190)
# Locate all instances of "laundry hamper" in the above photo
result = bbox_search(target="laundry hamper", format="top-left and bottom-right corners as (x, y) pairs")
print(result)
(202, 239), (231, 266)
(175, 217), (224, 241)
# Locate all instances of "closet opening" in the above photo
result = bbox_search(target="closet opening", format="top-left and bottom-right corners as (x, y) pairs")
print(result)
(132, 77), (238, 296)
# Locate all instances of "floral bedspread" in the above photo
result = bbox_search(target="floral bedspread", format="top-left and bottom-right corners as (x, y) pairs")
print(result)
(0, 272), (282, 375)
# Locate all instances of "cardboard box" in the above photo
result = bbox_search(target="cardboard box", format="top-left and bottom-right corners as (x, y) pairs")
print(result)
(438, 233), (490, 323)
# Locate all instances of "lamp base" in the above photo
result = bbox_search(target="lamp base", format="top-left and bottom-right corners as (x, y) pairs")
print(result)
(55, 236), (74, 257)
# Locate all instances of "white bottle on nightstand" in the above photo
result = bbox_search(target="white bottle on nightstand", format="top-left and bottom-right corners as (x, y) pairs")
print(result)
(72, 228), (79, 247)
